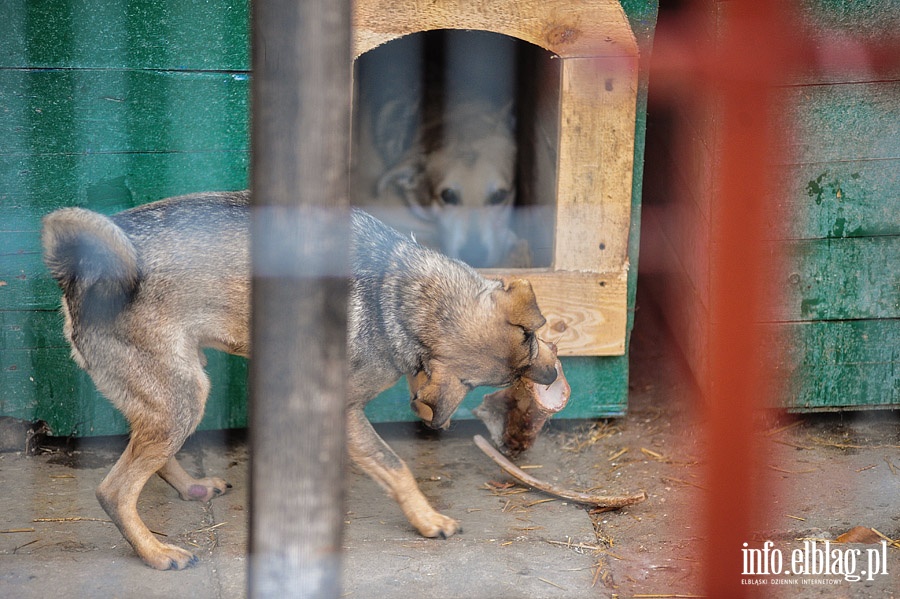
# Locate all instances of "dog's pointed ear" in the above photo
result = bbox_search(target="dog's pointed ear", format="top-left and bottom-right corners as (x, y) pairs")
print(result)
(498, 278), (546, 331)
(408, 365), (468, 430)
(373, 97), (421, 165)
(376, 158), (432, 221)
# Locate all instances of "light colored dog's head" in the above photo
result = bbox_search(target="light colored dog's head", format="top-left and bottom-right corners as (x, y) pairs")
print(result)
(377, 102), (518, 267)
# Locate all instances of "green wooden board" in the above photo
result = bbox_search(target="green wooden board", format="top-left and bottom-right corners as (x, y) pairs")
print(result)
(771, 319), (900, 410)
(0, 70), (250, 155)
(1, 152), (250, 233)
(781, 81), (900, 165)
(772, 236), (900, 322)
(775, 159), (900, 240)
(0, 0), (249, 70)
(1, 348), (249, 436)
(365, 356), (629, 424)
(767, 7), (900, 411)
(0, 310), (626, 436)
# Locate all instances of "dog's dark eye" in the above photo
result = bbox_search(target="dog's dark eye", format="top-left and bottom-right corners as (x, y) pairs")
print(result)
(489, 189), (510, 206)
(522, 329), (538, 358)
(439, 188), (461, 205)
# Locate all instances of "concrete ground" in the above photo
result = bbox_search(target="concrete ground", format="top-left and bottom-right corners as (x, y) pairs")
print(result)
(3, 307), (900, 598)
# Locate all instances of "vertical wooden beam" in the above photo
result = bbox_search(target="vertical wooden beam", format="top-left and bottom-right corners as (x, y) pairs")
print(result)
(703, 0), (787, 595)
(250, 0), (351, 597)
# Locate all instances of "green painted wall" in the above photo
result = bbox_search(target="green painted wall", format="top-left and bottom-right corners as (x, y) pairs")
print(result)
(0, 1), (659, 436)
(775, 1), (900, 411)
(1, 0), (251, 436)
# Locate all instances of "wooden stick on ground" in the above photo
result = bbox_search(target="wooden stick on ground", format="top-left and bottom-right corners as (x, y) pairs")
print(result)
(474, 435), (647, 509)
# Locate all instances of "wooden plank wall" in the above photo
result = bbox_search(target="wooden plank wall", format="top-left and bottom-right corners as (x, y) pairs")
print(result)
(771, 0), (900, 409)
(0, 0), (251, 436)
(0, 0), (658, 436)
(642, 0), (900, 411)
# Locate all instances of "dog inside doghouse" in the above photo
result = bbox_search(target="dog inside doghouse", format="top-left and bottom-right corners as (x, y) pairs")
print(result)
(351, 30), (559, 269)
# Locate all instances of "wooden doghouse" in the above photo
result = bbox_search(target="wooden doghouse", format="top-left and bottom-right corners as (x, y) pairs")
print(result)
(353, 0), (655, 421)
(355, 0), (639, 357)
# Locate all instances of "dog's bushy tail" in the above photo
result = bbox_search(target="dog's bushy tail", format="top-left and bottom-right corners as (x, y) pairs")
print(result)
(42, 208), (140, 322)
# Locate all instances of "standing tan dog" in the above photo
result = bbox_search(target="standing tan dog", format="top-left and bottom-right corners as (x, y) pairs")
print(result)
(42, 191), (558, 570)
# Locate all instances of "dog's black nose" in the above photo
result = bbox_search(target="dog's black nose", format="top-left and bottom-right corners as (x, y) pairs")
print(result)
(530, 364), (558, 386)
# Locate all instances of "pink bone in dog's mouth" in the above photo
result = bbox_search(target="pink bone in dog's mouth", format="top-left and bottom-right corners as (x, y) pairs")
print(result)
(408, 343), (568, 436)
(473, 343), (570, 456)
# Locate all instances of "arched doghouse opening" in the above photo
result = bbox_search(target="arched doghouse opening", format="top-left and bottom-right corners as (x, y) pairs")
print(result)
(351, 30), (560, 269)
(352, 0), (640, 358)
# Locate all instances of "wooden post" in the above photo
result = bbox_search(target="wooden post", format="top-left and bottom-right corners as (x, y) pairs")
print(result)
(249, 0), (351, 597)
(703, 1), (787, 595)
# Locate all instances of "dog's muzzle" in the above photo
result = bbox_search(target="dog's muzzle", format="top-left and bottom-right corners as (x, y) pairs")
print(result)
(528, 363), (558, 386)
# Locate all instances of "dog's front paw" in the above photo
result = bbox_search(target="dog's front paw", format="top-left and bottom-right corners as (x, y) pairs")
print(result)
(415, 512), (461, 539)
(181, 476), (232, 502)
(139, 540), (200, 571)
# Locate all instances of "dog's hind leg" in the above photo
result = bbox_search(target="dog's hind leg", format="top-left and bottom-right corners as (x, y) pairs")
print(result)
(157, 456), (232, 502)
(346, 407), (461, 539)
(97, 435), (201, 570)
(94, 351), (216, 570)
(156, 348), (232, 502)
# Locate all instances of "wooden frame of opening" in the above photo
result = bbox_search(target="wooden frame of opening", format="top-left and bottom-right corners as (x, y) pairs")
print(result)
(353, 0), (640, 356)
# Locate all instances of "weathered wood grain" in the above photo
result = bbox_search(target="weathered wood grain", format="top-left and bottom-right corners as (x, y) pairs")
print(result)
(353, 0), (637, 59)
(773, 159), (900, 240)
(764, 319), (900, 410)
(770, 236), (900, 322)
(555, 56), (638, 276)
(508, 270), (630, 356)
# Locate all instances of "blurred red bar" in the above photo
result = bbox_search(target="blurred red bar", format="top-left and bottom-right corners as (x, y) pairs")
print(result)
(703, 1), (789, 596)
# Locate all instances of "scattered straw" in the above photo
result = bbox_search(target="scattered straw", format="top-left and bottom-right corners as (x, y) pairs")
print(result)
(1, 528), (36, 534)
(590, 562), (603, 588)
(562, 421), (618, 453)
(768, 465), (817, 474)
(661, 476), (707, 491)
(771, 439), (813, 450)
(607, 447), (629, 462)
(33, 517), (111, 524)
(641, 447), (666, 460)
(765, 420), (802, 437)
(538, 577), (567, 591)
(869, 528), (900, 549)
(524, 498), (556, 508)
